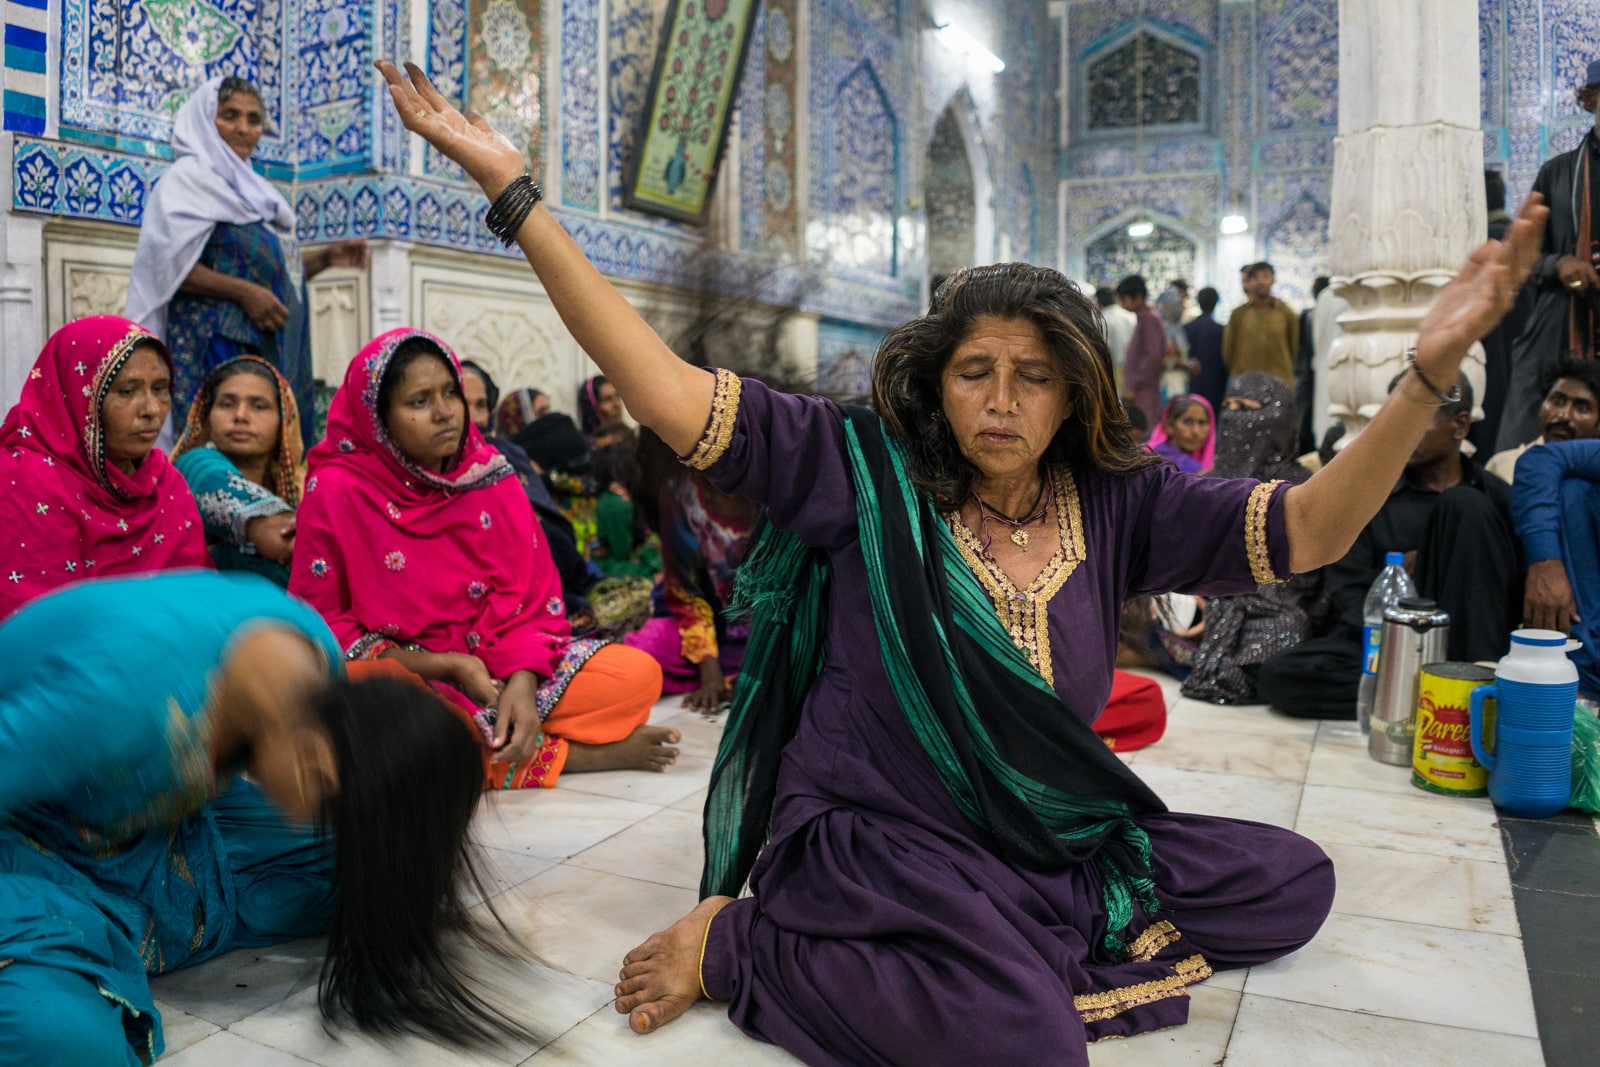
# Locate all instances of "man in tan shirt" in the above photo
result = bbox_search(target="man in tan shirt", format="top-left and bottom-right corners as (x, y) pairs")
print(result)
(1223, 262), (1299, 384)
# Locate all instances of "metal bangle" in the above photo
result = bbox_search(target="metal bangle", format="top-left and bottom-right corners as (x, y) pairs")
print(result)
(1404, 348), (1462, 406)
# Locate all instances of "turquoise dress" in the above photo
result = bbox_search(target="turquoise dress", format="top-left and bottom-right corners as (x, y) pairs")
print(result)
(174, 444), (294, 588)
(0, 571), (340, 1064)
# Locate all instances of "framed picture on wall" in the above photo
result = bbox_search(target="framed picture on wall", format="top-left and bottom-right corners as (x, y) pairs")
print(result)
(622, 0), (761, 225)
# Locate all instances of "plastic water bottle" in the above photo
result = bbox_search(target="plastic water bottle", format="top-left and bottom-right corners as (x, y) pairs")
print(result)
(1357, 551), (1416, 735)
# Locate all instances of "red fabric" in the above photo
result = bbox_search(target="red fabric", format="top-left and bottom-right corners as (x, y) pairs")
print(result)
(1094, 670), (1168, 752)
(289, 328), (570, 677)
(0, 316), (208, 619)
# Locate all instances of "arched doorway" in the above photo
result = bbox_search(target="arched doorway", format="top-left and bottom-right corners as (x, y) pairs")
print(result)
(1084, 220), (1197, 292)
(927, 103), (976, 286)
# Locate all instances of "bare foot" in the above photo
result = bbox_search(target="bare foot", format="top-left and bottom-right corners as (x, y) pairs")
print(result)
(564, 724), (680, 774)
(614, 896), (734, 1034)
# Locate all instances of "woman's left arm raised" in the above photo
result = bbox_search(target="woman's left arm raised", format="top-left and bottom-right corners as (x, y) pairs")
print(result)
(1282, 195), (1549, 573)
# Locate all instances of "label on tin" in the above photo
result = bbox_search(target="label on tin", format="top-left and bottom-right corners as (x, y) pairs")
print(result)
(1411, 666), (1490, 797)
(1362, 625), (1382, 677)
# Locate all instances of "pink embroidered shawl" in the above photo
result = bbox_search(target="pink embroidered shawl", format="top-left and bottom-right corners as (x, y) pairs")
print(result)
(0, 316), (209, 619)
(289, 329), (571, 677)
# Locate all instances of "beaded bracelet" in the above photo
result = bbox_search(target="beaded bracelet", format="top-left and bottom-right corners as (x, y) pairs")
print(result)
(485, 174), (544, 246)
(1404, 348), (1463, 406)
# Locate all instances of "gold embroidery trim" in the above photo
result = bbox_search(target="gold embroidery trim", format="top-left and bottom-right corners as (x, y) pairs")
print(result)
(684, 368), (743, 471)
(1073, 953), (1214, 1023)
(1245, 479), (1287, 586)
(1123, 919), (1181, 963)
(947, 464), (1084, 687)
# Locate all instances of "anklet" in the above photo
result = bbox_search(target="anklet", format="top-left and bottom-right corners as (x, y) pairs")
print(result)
(697, 903), (727, 1000)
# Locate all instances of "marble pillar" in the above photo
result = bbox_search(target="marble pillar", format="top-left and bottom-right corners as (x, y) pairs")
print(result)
(1324, 0), (1485, 442)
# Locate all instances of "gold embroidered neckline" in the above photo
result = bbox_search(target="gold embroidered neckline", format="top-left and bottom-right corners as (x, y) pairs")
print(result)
(946, 464), (1085, 687)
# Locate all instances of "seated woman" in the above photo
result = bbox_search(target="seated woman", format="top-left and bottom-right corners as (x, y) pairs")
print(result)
(0, 316), (209, 619)
(383, 61), (1541, 1062)
(591, 442), (663, 579)
(625, 428), (760, 712)
(496, 385), (550, 438)
(0, 571), (539, 1063)
(1149, 394), (1216, 474)
(289, 328), (674, 789)
(171, 356), (304, 587)
(1182, 373), (1320, 704)
(578, 374), (626, 442)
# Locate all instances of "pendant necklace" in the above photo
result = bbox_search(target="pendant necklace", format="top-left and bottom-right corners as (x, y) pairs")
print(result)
(971, 474), (1054, 557)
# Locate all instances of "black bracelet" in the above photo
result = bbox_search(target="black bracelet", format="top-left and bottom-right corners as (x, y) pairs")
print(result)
(484, 174), (543, 246)
(1404, 348), (1463, 406)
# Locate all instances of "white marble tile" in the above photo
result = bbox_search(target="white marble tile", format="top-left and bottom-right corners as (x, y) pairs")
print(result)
(148, 937), (324, 1027)
(1126, 765), (1304, 828)
(1225, 993), (1545, 1066)
(1243, 912), (1538, 1037)
(1321, 841), (1519, 936)
(485, 864), (699, 985)
(567, 808), (705, 891)
(1294, 783), (1505, 864)
(230, 964), (610, 1066)
(159, 1030), (319, 1066)
(152, 1002), (220, 1056)
(1305, 724), (1422, 795)
(1165, 696), (1320, 742)
(467, 847), (559, 907)
(1085, 984), (1240, 1066)
(555, 708), (724, 808)
(521, 1001), (802, 1065)
(669, 786), (708, 813)
(1195, 966), (1248, 994)
(472, 791), (664, 862)
(1136, 719), (1313, 782)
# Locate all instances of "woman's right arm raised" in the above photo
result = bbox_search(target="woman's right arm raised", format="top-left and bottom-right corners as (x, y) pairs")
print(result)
(376, 61), (714, 455)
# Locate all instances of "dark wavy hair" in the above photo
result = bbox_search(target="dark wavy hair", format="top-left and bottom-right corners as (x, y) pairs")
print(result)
(315, 675), (539, 1048)
(872, 262), (1159, 510)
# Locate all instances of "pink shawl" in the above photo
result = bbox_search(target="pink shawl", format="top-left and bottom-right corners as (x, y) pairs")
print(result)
(1148, 394), (1217, 471)
(0, 316), (208, 619)
(289, 328), (571, 678)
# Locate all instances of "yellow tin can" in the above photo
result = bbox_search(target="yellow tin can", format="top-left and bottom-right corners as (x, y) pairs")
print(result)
(1411, 662), (1495, 797)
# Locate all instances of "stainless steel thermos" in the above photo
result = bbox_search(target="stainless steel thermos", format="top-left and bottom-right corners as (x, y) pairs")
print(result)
(1369, 597), (1451, 765)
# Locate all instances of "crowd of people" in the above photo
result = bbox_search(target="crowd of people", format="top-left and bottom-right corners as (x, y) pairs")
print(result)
(0, 59), (1591, 1067)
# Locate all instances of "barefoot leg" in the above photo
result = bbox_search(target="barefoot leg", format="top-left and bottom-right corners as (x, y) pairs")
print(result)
(614, 896), (733, 1034)
(564, 724), (681, 774)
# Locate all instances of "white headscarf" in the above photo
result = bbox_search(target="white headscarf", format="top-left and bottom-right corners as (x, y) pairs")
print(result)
(123, 77), (298, 340)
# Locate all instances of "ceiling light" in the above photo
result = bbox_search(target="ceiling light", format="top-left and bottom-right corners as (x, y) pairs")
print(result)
(934, 22), (1006, 74)
(1220, 214), (1249, 235)
(1126, 220), (1155, 238)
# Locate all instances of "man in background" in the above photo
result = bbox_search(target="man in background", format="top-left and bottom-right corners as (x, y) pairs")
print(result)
(1183, 286), (1227, 412)
(1224, 262), (1299, 385)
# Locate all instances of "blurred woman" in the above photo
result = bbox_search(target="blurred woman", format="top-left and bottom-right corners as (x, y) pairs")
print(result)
(1149, 395), (1216, 474)
(0, 571), (537, 1062)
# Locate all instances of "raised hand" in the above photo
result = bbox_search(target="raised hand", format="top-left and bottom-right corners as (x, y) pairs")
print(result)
(375, 60), (524, 199)
(1414, 193), (1548, 382)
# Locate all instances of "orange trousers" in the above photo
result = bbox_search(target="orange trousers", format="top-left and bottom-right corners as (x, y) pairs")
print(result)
(487, 643), (662, 789)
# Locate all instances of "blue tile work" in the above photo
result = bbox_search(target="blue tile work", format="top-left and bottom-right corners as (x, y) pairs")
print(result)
(1260, 190), (1329, 306)
(1260, 2), (1337, 132)
(737, 3), (765, 253)
(815, 318), (886, 399)
(1085, 221), (1197, 292)
(423, 0), (467, 179)
(3, 0), (49, 134)
(606, 0), (657, 214)
(808, 0), (910, 283)
(560, 0), (601, 210)
(375, 0), (408, 174)
(59, 0), (295, 166)
(1084, 28), (1204, 132)
(295, 0), (371, 176)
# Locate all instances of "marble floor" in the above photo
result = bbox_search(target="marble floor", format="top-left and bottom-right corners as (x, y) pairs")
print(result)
(150, 669), (1571, 1066)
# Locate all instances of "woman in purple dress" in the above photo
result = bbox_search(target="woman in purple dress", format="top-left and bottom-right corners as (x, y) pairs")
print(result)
(378, 61), (1547, 1065)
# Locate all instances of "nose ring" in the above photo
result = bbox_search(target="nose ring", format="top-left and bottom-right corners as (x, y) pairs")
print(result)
(1009, 400), (1020, 414)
